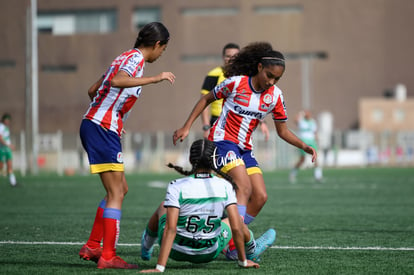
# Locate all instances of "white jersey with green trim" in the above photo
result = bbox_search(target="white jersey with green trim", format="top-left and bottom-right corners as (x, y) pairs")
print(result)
(298, 118), (317, 140)
(0, 122), (11, 148)
(164, 173), (237, 256)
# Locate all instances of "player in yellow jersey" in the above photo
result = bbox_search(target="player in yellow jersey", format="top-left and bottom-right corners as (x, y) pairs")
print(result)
(200, 43), (270, 140)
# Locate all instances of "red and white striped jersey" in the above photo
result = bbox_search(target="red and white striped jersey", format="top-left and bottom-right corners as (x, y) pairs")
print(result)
(84, 48), (145, 136)
(208, 75), (288, 150)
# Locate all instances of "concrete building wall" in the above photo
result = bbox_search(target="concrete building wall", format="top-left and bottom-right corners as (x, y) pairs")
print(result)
(1, 0), (413, 135)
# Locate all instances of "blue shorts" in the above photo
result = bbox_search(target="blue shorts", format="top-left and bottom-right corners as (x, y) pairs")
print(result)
(79, 119), (124, 174)
(214, 140), (262, 175)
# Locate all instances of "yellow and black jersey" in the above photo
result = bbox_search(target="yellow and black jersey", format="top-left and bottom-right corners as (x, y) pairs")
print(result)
(200, 66), (225, 117)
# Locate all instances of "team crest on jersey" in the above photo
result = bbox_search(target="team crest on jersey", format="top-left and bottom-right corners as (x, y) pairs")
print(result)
(259, 93), (274, 112)
(222, 229), (229, 238)
(263, 94), (273, 104)
(117, 152), (123, 163)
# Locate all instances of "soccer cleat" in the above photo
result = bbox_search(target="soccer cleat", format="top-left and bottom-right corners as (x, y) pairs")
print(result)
(224, 246), (239, 261)
(247, 228), (276, 263)
(141, 230), (154, 261)
(224, 237), (238, 261)
(97, 255), (138, 269)
(79, 244), (102, 263)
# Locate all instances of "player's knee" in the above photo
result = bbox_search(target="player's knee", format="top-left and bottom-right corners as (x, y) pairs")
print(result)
(123, 185), (129, 196)
(254, 191), (268, 206)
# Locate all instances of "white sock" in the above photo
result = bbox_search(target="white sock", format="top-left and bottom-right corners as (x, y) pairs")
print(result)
(143, 229), (157, 249)
(314, 167), (323, 180)
(9, 173), (16, 186)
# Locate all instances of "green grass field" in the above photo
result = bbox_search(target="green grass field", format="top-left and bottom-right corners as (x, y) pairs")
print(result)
(1, 167), (413, 274)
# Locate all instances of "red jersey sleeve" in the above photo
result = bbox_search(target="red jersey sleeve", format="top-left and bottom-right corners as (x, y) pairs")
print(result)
(272, 93), (288, 121)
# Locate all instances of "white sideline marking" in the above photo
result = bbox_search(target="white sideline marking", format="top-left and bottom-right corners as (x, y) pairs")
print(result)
(1, 241), (413, 251)
(273, 245), (414, 251)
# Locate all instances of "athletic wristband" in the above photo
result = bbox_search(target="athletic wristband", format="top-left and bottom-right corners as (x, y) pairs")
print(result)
(238, 259), (248, 267)
(202, 125), (210, 131)
(156, 264), (165, 272)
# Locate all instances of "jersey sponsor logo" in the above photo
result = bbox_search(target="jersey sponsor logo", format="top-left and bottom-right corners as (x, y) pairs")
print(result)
(234, 106), (263, 119)
(117, 152), (123, 163)
(214, 150), (243, 168)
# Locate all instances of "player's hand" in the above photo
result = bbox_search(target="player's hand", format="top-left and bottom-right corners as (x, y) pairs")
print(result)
(120, 128), (126, 139)
(304, 146), (317, 163)
(140, 268), (162, 273)
(259, 122), (270, 141)
(240, 260), (260, 269)
(157, 72), (175, 84)
(172, 127), (189, 145)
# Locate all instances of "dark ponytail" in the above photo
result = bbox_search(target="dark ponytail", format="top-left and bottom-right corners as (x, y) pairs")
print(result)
(167, 139), (238, 191)
(134, 22), (170, 48)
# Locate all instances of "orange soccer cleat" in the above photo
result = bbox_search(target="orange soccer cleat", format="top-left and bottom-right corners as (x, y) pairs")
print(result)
(97, 255), (138, 269)
(79, 244), (102, 263)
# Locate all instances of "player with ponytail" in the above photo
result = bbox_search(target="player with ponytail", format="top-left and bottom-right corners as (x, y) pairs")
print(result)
(140, 139), (275, 272)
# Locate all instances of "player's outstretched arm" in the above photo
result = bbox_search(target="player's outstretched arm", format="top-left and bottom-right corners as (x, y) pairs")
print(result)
(112, 70), (175, 88)
(227, 204), (260, 269)
(274, 121), (317, 163)
(173, 92), (215, 145)
(140, 207), (179, 273)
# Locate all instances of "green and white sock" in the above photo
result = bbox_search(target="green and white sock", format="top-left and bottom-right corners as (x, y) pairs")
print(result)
(245, 230), (256, 255)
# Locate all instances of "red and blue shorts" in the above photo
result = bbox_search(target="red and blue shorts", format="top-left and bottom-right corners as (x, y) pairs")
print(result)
(214, 140), (262, 175)
(80, 119), (124, 174)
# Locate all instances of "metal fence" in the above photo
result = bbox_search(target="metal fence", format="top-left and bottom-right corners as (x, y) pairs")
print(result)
(8, 130), (414, 176)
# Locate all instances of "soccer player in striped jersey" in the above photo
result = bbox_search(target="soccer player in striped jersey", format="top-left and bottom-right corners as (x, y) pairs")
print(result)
(173, 42), (316, 258)
(78, 22), (175, 269)
(199, 43), (270, 141)
(140, 139), (275, 273)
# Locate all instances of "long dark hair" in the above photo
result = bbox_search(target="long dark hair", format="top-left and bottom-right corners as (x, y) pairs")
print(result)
(224, 42), (285, 78)
(134, 22), (170, 48)
(167, 139), (237, 190)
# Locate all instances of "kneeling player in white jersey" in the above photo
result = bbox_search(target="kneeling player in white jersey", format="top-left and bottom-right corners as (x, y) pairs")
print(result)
(140, 139), (276, 273)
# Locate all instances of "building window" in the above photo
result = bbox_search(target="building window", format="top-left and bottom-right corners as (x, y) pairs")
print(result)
(41, 64), (77, 73)
(393, 109), (405, 122)
(253, 5), (303, 14)
(38, 10), (117, 35)
(0, 60), (16, 68)
(132, 8), (161, 31)
(372, 109), (384, 123)
(181, 7), (238, 16)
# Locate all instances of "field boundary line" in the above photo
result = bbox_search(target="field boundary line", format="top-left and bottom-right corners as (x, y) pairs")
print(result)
(273, 245), (414, 251)
(1, 241), (413, 251)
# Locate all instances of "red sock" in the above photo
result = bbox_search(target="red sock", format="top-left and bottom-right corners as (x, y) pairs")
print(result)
(101, 218), (120, 260)
(228, 237), (236, 251)
(86, 200), (106, 248)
